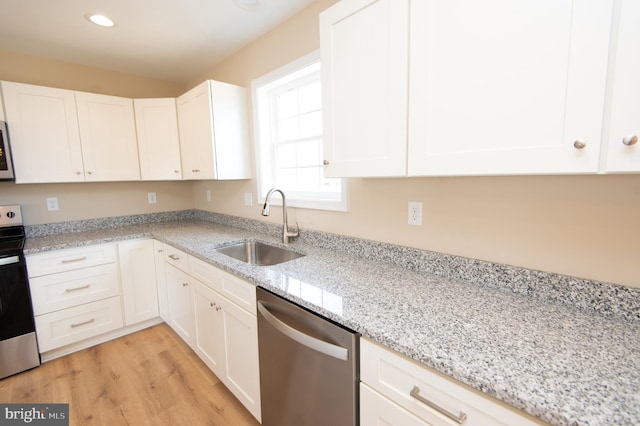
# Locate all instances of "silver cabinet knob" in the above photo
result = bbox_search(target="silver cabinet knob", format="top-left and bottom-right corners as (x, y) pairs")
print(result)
(76, 171), (81, 175)
(573, 140), (587, 149)
(622, 135), (638, 146)
(174, 170), (180, 173)
(87, 171), (93, 175)
(323, 160), (330, 166)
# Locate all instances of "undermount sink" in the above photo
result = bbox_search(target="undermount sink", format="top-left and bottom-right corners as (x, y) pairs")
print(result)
(215, 241), (305, 266)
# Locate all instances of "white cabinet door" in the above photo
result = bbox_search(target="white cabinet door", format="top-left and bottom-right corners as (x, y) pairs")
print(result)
(191, 280), (226, 378)
(76, 91), (140, 181)
(1, 81), (85, 183)
(606, 0), (640, 172)
(219, 293), (261, 422)
(408, 0), (613, 176)
(134, 98), (183, 180)
(153, 240), (169, 322)
(118, 239), (159, 326)
(320, 0), (409, 177)
(176, 80), (250, 180)
(164, 263), (195, 346)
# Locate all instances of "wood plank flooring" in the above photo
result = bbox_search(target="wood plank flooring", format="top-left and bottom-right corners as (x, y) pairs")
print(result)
(0, 323), (260, 426)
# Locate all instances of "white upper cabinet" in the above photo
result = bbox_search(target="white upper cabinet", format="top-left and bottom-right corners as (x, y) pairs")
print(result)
(1, 81), (141, 183)
(176, 80), (251, 180)
(319, 0), (630, 177)
(605, 0), (640, 172)
(408, 0), (614, 176)
(320, 0), (409, 177)
(1, 81), (85, 183)
(134, 98), (182, 180)
(76, 91), (140, 181)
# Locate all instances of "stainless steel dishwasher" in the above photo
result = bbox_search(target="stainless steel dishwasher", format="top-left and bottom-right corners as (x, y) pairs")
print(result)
(257, 287), (359, 426)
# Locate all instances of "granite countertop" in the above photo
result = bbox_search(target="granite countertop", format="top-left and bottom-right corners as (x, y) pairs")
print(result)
(24, 217), (640, 426)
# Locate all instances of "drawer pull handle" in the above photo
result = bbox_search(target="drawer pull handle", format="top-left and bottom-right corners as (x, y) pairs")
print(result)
(168, 254), (180, 261)
(70, 318), (95, 328)
(61, 256), (87, 264)
(410, 386), (467, 424)
(64, 284), (90, 293)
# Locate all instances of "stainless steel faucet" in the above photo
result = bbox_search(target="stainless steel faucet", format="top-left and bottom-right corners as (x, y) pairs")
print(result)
(261, 188), (299, 243)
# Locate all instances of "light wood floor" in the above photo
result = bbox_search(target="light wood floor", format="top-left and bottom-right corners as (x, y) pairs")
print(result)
(0, 323), (260, 426)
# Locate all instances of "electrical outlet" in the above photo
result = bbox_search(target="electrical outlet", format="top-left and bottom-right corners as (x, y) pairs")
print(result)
(206, 190), (212, 202)
(147, 192), (157, 204)
(244, 192), (253, 206)
(408, 201), (422, 226)
(46, 197), (59, 212)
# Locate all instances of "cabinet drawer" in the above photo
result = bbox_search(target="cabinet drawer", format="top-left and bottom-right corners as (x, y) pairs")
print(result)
(29, 263), (120, 315)
(164, 245), (189, 271)
(360, 338), (542, 426)
(188, 255), (223, 290)
(35, 296), (123, 352)
(26, 244), (117, 277)
(361, 383), (429, 426)
(220, 270), (256, 315)
(189, 255), (256, 315)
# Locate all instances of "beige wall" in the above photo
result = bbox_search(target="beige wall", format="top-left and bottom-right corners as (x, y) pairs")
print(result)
(193, 0), (640, 289)
(0, 0), (638, 289)
(0, 48), (185, 97)
(0, 181), (194, 225)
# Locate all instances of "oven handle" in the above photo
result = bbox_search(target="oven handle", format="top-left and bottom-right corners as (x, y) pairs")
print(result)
(257, 301), (349, 361)
(0, 255), (20, 266)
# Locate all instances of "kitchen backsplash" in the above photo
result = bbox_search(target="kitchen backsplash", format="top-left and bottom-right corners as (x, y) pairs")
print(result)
(26, 209), (640, 323)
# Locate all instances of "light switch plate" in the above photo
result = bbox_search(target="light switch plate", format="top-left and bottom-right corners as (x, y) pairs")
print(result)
(244, 192), (253, 206)
(147, 192), (157, 204)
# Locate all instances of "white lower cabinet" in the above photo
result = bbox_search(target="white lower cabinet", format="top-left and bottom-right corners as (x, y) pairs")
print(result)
(188, 256), (261, 422)
(361, 382), (430, 426)
(34, 297), (123, 353)
(153, 240), (170, 321)
(118, 239), (159, 326)
(192, 280), (226, 376)
(360, 338), (544, 426)
(164, 263), (195, 346)
(27, 240), (161, 359)
(158, 249), (261, 421)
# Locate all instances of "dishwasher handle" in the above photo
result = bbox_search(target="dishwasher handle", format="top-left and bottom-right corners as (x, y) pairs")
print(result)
(257, 301), (349, 361)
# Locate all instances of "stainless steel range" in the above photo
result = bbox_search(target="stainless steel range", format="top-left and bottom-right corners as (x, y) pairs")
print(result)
(0, 205), (40, 379)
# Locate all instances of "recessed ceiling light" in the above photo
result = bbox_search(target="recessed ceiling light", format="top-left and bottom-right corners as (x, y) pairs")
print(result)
(234, 0), (264, 10)
(86, 13), (115, 27)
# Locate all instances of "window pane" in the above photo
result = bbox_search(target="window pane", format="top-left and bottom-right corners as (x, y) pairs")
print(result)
(278, 168), (297, 191)
(299, 111), (322, 139)
(297, 139), (321, 167)
(279, 116), (299, 141)
(277, 90), (299, 118)
(277, 144), (297, 168)
(298, 166), (321, 192)
(299, 81), (322, 113)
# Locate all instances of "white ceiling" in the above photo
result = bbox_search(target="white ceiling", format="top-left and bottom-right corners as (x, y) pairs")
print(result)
(0, 0), (317, 84)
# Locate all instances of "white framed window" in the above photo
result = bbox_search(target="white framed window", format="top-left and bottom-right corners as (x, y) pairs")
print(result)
(252, 50), (346, 211)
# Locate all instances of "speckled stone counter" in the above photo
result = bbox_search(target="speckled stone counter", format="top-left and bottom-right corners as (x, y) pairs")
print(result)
(24, 212), (640, 426)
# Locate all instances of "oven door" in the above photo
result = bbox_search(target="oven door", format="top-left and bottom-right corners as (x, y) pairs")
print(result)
(0, 121), (15, 181)
(0, 252), (35, 340)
